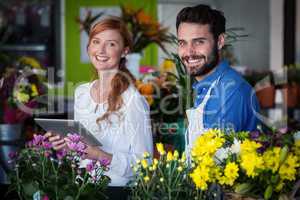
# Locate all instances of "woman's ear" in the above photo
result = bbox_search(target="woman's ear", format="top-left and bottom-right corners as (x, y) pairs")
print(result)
(122, 47), (130, 57)
(217, 33), (225, 50)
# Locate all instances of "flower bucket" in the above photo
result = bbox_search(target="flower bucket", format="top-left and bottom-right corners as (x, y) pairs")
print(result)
(0, 124), (23, 184)
(255, 85), (275, 108)
(282, 83), (300, 108)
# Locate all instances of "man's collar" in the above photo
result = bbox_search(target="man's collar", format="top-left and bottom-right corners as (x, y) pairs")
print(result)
(192, 60), (229, 90)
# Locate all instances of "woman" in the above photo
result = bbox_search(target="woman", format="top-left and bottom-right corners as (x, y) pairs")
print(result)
(46, 16), (153, 197)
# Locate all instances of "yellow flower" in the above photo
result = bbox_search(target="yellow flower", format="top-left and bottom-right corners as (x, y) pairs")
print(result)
(159, 177), (164, 182)
(16, 92), (30, 103)
(143, 152), (150, 158)
(240, 152), (264, 177)
(152, 165), (157, 170)
(156, 143), (165, 155)
(160, 59), (175, 73)
(279, 154), (299, 181)
(263, 147), (281, 173)
(180, 153), (186, 163)
(177, 166), (183, 172)
(190, 166), (210, 190)
(133, 166), (138, 172)
(166, 151), (173, 161)
(19, 56), (41, 68)
(294, 140), (300, 158)
(153, 158), (158, 166)
(31, 84), (39, 97)
(173, 150), (179, 160)
(275, 181), (285, 192)
(192, 129), (225, 162)
(141, 159), (148, 169)
(223, 162), (239, 186)
(240, 139), (261, 154)
(144, 176), (150, 182)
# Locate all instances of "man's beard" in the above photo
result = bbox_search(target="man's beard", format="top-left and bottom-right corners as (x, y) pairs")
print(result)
(181, 44), (219, 77)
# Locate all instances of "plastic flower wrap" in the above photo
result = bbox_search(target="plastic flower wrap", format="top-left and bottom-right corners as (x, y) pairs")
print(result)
(8, 134), (110, 200)
(0, 55), (47, 123)
(190, 129), (300, 200)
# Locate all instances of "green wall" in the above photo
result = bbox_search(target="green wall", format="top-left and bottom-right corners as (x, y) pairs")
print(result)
(61, 0), (158, 96)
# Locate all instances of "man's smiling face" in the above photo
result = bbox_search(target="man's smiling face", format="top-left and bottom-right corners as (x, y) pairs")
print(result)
(177, 23), (220, 79)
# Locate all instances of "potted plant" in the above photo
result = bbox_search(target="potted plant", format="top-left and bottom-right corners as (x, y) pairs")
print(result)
(120, 4), (173, 78)
(244, 70), (276, 108)
(7, 134), (110, 199)
(281, 65), (300, 108)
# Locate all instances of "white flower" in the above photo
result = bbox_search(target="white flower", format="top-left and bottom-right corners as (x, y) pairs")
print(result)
(230, 138), (241, 154)
(214, 147), (229, 164)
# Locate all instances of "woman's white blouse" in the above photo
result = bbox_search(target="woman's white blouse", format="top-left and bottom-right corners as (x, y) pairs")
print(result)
(74, 82), (153, 186)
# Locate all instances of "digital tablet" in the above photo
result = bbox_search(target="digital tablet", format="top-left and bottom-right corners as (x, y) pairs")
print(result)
(34, 118), (102, 146)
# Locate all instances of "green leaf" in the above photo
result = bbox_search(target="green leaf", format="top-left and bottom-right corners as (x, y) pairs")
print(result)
(64, 196), (74, 200)
(22, 181), (39, 197)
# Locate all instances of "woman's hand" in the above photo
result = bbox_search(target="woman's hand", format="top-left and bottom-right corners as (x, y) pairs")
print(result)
(44, 131), (66, 151)
(83, 145), (112, 163)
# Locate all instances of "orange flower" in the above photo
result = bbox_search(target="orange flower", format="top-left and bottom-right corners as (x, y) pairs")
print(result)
(136, 10), (154, 25)
(138, 83), (154, 95)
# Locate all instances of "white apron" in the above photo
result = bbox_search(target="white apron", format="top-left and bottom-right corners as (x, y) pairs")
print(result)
(185, 77), (220, 162)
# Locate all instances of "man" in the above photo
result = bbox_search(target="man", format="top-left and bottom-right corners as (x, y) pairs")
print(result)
(176, 4), (260, 151)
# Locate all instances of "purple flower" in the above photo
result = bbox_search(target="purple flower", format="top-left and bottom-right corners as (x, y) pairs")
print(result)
(250, 131), (261, 139)
(257, 141), (270, 153)
(42, 141), (52, 149)
(67, 134), (81, 143)
(278, 127), (288, 134)
(56, 148), (67, 160)
(32, 135), (46, 146)
(8, 151), (17, 159)
(86, 161), (96, 172)
(67, 141), (86, 154)
(99, 158), (110, 167)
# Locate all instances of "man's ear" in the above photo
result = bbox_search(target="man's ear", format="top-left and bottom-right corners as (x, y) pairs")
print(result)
(217, 33), (225, 50)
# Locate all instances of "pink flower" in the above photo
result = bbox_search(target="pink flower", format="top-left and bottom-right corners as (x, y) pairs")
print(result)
(42, 195), (49, 200)
(139, 66), (156, 74)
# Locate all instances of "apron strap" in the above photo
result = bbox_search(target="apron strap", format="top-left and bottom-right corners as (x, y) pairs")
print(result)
(195, 76), (221, 111)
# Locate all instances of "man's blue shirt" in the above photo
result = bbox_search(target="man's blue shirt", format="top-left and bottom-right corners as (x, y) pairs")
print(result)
(192, 60), (260, 132)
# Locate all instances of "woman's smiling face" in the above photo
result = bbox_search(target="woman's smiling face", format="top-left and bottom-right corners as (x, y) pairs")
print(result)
(88, 29), (128, 71)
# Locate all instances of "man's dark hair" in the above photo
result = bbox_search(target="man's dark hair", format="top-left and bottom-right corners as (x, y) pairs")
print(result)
(176, 4), (226, 40)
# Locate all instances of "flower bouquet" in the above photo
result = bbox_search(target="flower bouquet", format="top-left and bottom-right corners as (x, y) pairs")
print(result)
(8, 134), (110, 200)
(189, 129), (300, 200)
(0, 55), (47, 124)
